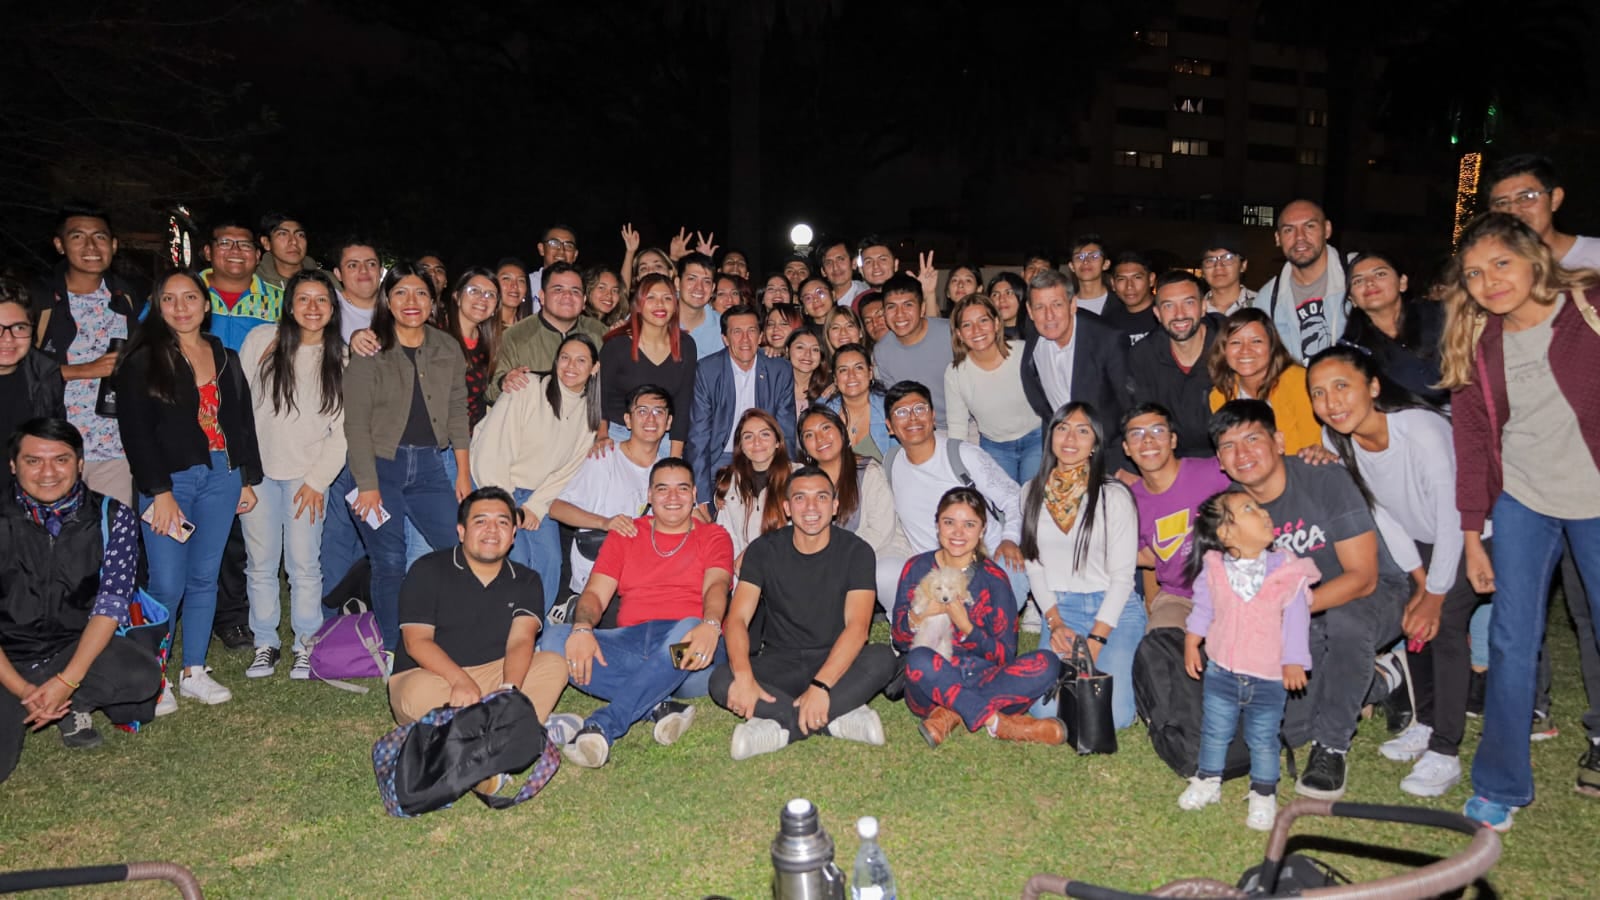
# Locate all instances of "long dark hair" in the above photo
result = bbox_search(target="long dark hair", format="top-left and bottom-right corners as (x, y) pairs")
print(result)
(123, 267), (210, 403)
(443, 266), (503, 374)
(786, 328), (833, 402)
(797, 405), (861, 522)
(1306, 343), (1445, 511)
(1184, 488), (1246, 586)
(729, 408), (792, 536)
(260, 268), (345, 417)
(545, 333), (603, 432)
(370, 261), (436, 352)
(1021, 401), (1122, 569)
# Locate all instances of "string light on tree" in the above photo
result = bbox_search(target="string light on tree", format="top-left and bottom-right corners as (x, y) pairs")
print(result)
(1453, 153), (1482, 246)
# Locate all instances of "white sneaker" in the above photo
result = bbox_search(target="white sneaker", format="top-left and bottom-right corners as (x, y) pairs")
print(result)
(1401, 750), (1462, 798)
(178, 666), (233, 705)
(1019, 601), (1042, 635)
(1178, 775), (1222, 810)
(826, 706), (886, 746)
(560, 725), (610, 768)
(1246, 791), (1277, 832)
(544, 713), (584, 746)
(731, 718), (791, 761)
(1380, 721), (1433, 762)
(154, 680), (179, 717)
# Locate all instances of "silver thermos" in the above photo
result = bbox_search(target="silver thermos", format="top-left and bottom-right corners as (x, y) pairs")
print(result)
(771, 798), (846, 900)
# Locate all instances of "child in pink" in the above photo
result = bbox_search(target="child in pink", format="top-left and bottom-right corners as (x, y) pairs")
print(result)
(1177, 489), (1319, 831)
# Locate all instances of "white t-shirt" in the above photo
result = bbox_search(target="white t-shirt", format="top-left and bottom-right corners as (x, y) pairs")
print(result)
(1561, 235), (1600, 271)
(1032, 334), (1076, 410)
(1076, 294), (1109, 316)
(887, 437), (1022, 553)
(835, 280), (869, 307)
(725, 359), (759, 451)
(339, 294), (375, 342)
(556, 447), (654, 592)
(1021, 481), (1138, 626)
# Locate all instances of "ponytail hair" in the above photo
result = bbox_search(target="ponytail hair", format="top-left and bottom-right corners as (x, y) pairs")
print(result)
(1184, 488), (1245, 587)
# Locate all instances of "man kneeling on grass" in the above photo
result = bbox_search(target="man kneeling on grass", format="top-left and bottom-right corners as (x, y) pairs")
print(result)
(556, 457), (733, 768)
(388, 488), (576, 745)
(710, 466), (897, 759)
(1, 418), (162, 782)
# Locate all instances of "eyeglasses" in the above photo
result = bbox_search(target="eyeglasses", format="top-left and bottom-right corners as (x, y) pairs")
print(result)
(631, 406), (669, 419)
(543, 238), (578, 252)
(1489, 189), (1548, 212)
(1201, 253), (1239, 267)
(1124, 424), (1171, 441)
(890, 402), (932, 420)
(461, 285), (499, 302)
(213, 238), (256, 252)
(0, 322), (34, 340)
(1072, 251), (1104, 262)
(802, 288), (831, 301)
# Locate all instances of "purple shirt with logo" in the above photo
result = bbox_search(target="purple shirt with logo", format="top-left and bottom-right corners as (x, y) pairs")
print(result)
(1130, 456), (1232, 597)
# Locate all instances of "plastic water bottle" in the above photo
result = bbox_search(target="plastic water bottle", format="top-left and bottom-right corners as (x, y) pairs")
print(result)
(850, 816), (896, 900)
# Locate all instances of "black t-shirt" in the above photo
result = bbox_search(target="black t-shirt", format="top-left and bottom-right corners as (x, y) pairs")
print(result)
(393, 548), (543, 673)
(739, 526), (875, 652)
(0, 371), (28, 495)
(398, 345), (435, 446)
(1259, 457), (1406, 586)
(1099, 301), (1160, 348)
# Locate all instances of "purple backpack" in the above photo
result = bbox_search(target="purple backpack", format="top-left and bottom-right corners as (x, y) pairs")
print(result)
(305, 612), (387, 693)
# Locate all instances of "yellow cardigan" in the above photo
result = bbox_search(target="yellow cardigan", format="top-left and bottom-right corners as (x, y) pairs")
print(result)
(1208, 363), (1322, 455)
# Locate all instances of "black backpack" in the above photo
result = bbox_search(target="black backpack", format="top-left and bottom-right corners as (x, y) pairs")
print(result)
(1132, 627), (1251, 780)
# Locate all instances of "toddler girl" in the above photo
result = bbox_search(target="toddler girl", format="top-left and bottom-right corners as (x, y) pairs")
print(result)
(1178, 489), (1319, 831)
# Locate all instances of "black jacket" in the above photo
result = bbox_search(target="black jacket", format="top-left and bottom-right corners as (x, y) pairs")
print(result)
(31, 262), (147, 367)
(1129, 313), (1224, 459)
(0, 488), (115, 664)
(0, 354), (69, 496)
(114, 334), (263, 496)
(1341, 300), (1449, 407)
(1019, 313), (1134, 470)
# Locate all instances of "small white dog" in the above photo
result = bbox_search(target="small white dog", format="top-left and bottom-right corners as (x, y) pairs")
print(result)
(910, 566), (973, 660)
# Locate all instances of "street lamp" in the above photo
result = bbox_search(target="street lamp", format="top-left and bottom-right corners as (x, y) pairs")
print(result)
(789, 223), (813, 252)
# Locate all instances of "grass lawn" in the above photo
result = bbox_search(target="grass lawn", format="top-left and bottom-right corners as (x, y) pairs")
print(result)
(4, 614), (1599, 898)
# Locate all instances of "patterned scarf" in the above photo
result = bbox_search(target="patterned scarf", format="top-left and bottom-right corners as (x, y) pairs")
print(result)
(15, 480), (88, 538)
(1043, 463), (1090, 536)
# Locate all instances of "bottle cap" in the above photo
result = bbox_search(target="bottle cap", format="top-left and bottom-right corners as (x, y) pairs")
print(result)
(787, 798), (812, 816)
(856, 816), (878, 839)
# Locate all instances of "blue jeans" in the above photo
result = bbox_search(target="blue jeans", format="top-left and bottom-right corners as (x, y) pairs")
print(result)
(980, 427), (1043, 484)
(541, 619), (722, 699)
(1198, 660), (1288, 787)
(240, 476), (325, 651)
(320, 466), (365, 604)
(511, 487), (563, 616)
(1030, 589), (1147, 729)
(404, 448), (458, 570)
(1472, 493), (1600, 808)
(140, 452), (242, 669)
(1469, 603), (1491, 670)
(556, 617), (706, 743)
(366, 446), (462, 651)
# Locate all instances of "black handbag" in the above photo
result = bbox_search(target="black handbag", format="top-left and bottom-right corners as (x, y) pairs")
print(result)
(572, 528), (608, 561)
(1049, 635), (1117, 755)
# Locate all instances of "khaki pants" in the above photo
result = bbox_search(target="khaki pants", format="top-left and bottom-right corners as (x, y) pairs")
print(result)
(1146, 589), (1194, 633)
(83, 457), (135, 507)
(388, 650), (568, 725)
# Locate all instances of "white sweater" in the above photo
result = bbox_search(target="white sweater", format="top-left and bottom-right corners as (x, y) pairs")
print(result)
(943, 341), (1039, 443)
(470, 377), (595, 522)
(240, 324), (347, 493)
(1022, 480), (1139, 627)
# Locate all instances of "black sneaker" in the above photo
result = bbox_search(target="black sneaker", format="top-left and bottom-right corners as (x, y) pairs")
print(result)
(216, 624), (253, 650)
(1466, 669), (1486, 718)
(245, 646), (280, 678)
(1577, 740), (1600, 798)
(1295, 743), (1348, 800)
(59, 710), (103, 750)
(1373, 654), (1413, 734)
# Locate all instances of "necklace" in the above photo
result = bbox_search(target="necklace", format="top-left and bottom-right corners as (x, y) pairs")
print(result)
(650, 520), (693, 558)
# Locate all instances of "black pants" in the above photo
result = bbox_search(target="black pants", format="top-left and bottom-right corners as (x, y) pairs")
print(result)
(1408, 542), (1488, 756)
(212, 517), (249, 633)
(1537, 545), (1600, 739)
(709, 644), (897, 741)
(0, 635), (163, 783)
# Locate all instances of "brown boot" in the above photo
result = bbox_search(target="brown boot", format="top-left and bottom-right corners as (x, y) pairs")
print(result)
(918, 706), (963, 748)
(993, 713), (1067, 745)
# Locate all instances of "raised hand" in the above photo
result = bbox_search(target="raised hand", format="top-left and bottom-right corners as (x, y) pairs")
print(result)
(620, 223), (640, 254)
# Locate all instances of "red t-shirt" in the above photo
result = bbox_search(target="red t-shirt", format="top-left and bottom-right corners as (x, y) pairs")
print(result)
(591, 518), (734, 627)
(214, 287), (244, 312)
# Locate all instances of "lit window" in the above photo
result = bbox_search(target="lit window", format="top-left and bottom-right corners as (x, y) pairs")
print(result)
(1306, 109), (1328, 127)
(1241, 205), (1276, 227)
(1298, 148), (1326, 166)
(1171, 138), (1210, 156)
(1134, 30), (1169, 47)
(1113, 150), (1164, 169)
(1172, 58), (1214, 76)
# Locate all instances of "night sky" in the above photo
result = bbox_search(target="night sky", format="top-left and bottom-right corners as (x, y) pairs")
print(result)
(3, 0), (1597, 277)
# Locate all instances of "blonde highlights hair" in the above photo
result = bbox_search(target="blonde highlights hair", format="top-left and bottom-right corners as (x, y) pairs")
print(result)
(949, 293), (1010, 367)
(1436, 213), (1600, 389)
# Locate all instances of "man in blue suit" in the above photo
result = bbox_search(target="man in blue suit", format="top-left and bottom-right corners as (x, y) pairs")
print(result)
(687, 305), (796, 513)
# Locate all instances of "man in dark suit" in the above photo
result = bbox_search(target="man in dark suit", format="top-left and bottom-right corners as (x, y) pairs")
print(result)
(1018, 268), (1133, 469)
(686, 305), (797, 512)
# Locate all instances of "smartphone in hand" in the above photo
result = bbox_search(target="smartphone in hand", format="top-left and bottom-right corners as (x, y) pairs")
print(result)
(140, 506), (195, 543)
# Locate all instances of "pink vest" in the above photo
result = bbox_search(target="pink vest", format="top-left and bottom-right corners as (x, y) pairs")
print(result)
(1201, 550), (1320, 681)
